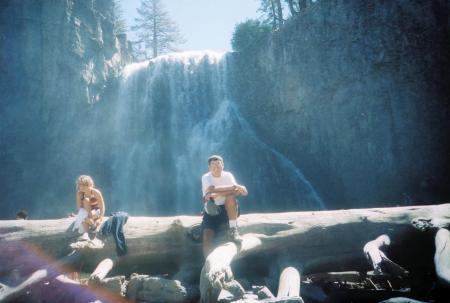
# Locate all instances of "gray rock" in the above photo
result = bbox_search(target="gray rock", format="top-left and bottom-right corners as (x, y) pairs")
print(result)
(101, 276), (126, 296)
(256, 286), (275, 299)
(127, 274), (199, 303)
(224, 279), (245, 299)
(218, 289), (235, 302)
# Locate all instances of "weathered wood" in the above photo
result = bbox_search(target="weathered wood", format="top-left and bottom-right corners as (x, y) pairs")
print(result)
(363, 235), (408, 276)
(88, 258), (114, 285)
(1, 204), (449, 277)
(199, 235), (262, 302)
(277, 267), (300, 298)
(434, 228), (450, 286)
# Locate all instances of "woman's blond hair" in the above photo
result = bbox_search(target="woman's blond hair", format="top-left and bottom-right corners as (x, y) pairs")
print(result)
(76, 175), (94, 189)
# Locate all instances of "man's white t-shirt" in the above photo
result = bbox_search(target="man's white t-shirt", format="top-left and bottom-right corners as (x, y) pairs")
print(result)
(202, 171), (237, 205)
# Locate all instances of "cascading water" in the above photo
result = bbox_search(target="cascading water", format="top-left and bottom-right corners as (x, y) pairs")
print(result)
(110, 51), (324, 215)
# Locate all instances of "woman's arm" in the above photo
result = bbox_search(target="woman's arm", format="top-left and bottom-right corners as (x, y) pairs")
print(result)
(76, 192), (82, 209)
(93, 189), (106, 218)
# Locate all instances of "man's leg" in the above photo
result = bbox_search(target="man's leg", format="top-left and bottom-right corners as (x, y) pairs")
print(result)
(224, 195), (242, 243)
(224, 195), (238, 221)
(202, 228), (215, 257)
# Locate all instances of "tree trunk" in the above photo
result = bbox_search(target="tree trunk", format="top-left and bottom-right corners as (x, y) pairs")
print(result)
(1, 204), (449, 280)
(298, 0), (307, 10)
(286, 0), (298, 15)
(152, 0), (158, 58)
(275, 0), (284, 27)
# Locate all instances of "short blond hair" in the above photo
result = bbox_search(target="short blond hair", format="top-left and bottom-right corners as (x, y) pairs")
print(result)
(76, 175), (94, 189)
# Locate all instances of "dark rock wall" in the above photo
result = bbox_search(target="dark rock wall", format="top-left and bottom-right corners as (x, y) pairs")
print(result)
(0, 0), (449, 218)
(231, 0), (450, 208)
(0, 0), (129, 218)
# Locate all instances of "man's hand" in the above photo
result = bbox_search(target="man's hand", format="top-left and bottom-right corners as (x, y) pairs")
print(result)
(235, 185), (248, 196)
(203, 192), (216, 203)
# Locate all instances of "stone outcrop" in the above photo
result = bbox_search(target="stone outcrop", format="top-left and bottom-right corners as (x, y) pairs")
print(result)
(0, 0), (449, 218)
(0, 0), (131, 218)
(231, 0), (450, 209)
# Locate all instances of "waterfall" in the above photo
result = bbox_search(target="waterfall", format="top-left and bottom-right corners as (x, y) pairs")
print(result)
(110, 51), (324, 215)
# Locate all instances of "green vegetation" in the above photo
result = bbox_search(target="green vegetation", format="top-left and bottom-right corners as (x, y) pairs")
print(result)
(231, 20), (271, 55)
(112, 0), (127, 36)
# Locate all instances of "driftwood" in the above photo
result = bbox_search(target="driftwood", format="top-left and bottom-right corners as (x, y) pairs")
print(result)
(88, 258), (114, 285)
(2, 204), (449, 270)
(277, 267), (300, 298)
(434, 228), (450, 286)
(1, 204), (449, 301)
(199, 235), (262, 302)
(363, 235), (408, 276)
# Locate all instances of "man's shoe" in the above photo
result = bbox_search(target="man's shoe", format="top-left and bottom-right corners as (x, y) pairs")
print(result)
(228, 227), (243, 243)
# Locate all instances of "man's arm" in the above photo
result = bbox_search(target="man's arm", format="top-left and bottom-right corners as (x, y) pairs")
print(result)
(208, 185), (248, 197)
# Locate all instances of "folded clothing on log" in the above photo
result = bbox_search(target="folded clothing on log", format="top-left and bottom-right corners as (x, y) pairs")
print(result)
(99, 212), (129, 257)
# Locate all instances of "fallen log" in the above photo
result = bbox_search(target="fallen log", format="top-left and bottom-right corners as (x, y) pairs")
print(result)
(1, 204), (449, 280)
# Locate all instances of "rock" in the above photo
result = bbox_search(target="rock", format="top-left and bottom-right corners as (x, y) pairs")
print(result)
(127, 274), (199, 303)
(217, 289), (235, 302)
(232, 0), (450, 210)
(0, 0), (132, 219)
(254, 286), (275, 299)
(100, 276), (126, 296)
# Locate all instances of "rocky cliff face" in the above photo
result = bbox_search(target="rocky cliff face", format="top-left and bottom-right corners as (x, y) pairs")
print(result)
(231, 0), (450, 208)
(0, 0), (130, 217)
(1, 0), (449, 218)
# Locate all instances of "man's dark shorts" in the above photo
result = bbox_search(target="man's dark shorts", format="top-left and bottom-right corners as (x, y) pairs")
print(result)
(201, 203), (240, 233)
(201, 205), (228, 233)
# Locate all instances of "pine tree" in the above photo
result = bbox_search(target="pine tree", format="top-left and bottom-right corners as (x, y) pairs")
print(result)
(258, 0), (284, 30)
(131, 0), (185, 60)
(112, 0), (127, 36)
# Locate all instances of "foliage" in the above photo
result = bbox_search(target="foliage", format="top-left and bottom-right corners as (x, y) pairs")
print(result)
(258, 0), (284, 29)
(258, 0), (312, 29)
(131, 0), (185, 60)
(112, 0), (127, 36)
(231, 19), (271, 55)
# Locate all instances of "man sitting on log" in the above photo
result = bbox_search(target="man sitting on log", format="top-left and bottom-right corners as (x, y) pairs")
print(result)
(201, 155), (248, 256)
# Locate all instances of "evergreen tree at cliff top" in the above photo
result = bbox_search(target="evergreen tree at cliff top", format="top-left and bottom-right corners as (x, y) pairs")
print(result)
(131, 0), (185, 60)
(112, 0), (127, 35)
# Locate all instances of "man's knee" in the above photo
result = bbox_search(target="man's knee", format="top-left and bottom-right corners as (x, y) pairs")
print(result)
(225, 195), (237, 205)
(203, 229), (214, 242)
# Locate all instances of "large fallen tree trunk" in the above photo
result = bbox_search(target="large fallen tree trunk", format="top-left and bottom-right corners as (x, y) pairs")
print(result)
(1, 204), (449, 279)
